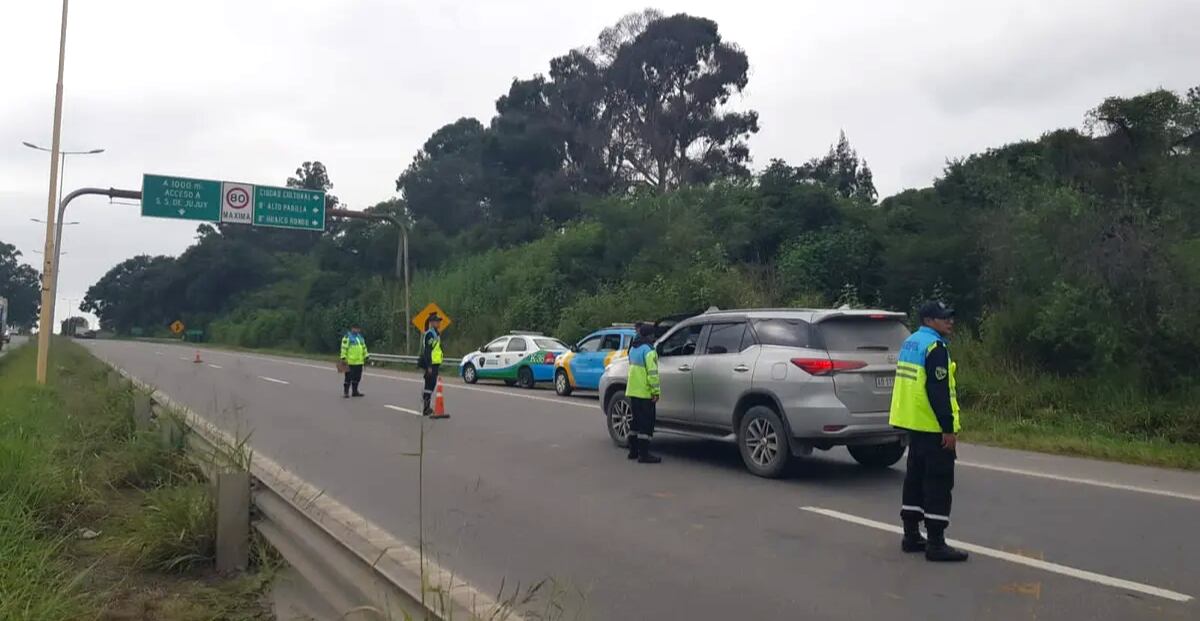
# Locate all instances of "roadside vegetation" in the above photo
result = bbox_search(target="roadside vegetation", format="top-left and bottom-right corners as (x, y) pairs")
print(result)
(72, 10), (1200, 469)
(0, 341), (277, 620)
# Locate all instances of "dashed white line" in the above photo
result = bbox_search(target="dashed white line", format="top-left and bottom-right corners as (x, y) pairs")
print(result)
(958, 461), (1200, 503)
(154, 351), (164, 356)
(799, 506), (1192, 603)
(207, 364), (223, 369)
(258, 376), (290, 385)
(385, 404), (424, 417)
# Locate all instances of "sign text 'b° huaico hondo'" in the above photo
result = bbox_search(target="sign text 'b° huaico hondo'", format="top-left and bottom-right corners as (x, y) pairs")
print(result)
(141, 174), (325, 231)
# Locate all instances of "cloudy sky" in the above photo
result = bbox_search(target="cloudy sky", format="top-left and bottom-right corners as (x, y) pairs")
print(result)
(2, 0), (1196, 328)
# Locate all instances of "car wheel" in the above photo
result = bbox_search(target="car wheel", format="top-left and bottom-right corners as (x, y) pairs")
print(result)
(503, 379), (517, 387)
(606, 390), (632, 448)
(848, 441), (906, 469)
(738, 406), (791, 478)
(462, 364), (478, 384)
(554, 370), (573, 396)
(517, 367), (535, 389)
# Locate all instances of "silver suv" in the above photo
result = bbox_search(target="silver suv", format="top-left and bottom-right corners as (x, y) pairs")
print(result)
(598, 308), (911, 478)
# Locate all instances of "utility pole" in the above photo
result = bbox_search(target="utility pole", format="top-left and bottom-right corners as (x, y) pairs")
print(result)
(328, 209), (411, 353)
(36, 0), (70, 385)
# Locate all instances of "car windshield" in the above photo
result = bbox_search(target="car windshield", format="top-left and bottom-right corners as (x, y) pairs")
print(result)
(535, 338), (569, 350)
(817, 317), (910, 351)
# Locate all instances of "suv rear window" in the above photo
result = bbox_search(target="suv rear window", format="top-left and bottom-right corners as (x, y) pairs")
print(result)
(817, 317), (910, 352)
(751, 319), (813, 348)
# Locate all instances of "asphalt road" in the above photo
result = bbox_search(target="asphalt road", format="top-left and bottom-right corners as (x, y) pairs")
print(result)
(1, 334), (28, 359)
(86, 340), (1200, 620)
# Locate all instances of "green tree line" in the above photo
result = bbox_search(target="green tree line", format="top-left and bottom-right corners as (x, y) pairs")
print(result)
(84, 12), (1200, 420)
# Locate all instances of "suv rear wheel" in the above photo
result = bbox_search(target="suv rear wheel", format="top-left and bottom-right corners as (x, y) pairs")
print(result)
(462, 363), (478, 384)
(605, 390), (632, 448)
(847, 441), (906, 469)
(738, 406), (791, 478)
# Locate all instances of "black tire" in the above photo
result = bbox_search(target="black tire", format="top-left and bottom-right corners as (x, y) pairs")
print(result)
(462, 364), (479, 384)
(503, 379), (517, 387)
(605, 390), (632, 448)
(554, 369), (573, 396)
(517, 366), (536, 389)
(848, 441), (906, 469)
(738, 406), (791, 478)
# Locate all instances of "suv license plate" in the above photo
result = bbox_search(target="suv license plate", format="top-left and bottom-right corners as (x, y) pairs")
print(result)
(875, 376), (895, 389)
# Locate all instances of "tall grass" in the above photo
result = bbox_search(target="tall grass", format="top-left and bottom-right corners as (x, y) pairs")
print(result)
(0, 341), (237, 618)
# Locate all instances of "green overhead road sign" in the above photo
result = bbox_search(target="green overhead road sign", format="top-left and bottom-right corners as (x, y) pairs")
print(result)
(140, 174), (325, 231)
(141, 174), (222, 221)
(254, 185), (325, 231)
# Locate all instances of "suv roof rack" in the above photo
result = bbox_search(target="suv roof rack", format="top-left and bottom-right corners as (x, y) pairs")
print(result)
(508, 330), (544, 336)
(610, 323), (636, 328)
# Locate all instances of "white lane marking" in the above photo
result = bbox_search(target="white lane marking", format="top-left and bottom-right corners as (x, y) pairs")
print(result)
(385, 405), (423, 417)
(800, 506), (1192, 603)
(154, 351), (164, 356)
(178, 356), (190, 361)
(208, 364), (223, 369)
(958, 461), (1200, 503)
(258, 376), (290, 385)
(196, 348), (596, 409)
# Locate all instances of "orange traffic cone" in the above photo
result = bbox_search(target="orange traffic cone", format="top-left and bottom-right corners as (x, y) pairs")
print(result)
(193, 350), (202, 364)
(431, 377), (450, 419)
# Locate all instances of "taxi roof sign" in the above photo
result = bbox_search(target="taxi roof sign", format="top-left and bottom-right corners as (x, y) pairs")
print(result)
(413, 302), (452, 332)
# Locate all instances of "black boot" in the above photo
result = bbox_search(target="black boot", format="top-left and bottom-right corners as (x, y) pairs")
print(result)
(627, 436), (640, 460)
(901, 520), (927, 553)
(638, 438), (662, 464)
(343, 384), (350, 398)
(924, 524), (968, 562)
(422, 396), (432, 416)
(351, 383), (364, 397)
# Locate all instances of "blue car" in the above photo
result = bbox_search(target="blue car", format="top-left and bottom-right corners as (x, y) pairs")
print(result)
(553, 325), (637, 396)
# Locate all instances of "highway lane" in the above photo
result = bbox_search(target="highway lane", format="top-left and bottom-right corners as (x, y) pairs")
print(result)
(87, 340), (1199, 620)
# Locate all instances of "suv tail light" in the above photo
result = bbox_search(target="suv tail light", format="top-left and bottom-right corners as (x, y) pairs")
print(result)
(790, 358), (867, 376)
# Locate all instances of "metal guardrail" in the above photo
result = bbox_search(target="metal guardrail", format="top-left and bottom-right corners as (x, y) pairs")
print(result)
(103, 362), (522, 621)
(369, 353), (463, 366)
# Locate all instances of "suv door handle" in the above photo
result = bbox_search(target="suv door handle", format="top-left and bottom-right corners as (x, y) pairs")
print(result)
(677, 364), (692, 372)
(733, 364), (750, 372)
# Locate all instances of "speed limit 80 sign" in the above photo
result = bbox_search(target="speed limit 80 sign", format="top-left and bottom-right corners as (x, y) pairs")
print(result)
(221, 182), (254, 223)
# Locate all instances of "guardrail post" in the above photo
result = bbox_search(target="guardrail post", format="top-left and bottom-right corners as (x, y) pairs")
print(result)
(132, 393), (152, 430)
(216, 471), (251, 573)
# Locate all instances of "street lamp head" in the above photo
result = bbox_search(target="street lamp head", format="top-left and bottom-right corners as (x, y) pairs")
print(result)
(87, 148), (105, 154)
(22, 141), (43, 150)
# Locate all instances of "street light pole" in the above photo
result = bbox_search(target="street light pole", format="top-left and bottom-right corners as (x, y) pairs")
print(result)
(36, 0), (71, 385)
(328, 208), (412, 353)
(24, 145), (103, 347)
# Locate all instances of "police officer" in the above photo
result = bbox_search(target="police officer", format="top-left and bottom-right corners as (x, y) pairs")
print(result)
(340, 324), (369, 398)
(417, 314), (445, 416)
(626, 322), (661, 464)
(890, 301), (969, 562)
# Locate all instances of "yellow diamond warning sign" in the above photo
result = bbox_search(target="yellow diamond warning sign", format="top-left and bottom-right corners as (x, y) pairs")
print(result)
(170, 320), (186, 335)
(412, 302), (452, 332)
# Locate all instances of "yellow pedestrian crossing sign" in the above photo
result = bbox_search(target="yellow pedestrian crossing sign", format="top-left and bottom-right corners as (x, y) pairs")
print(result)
(413, 302), (452, 332)
(170, 320), (186, 335)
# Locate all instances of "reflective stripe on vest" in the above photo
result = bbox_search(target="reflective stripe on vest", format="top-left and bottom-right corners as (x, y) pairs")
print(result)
(888, 327), (961, 433)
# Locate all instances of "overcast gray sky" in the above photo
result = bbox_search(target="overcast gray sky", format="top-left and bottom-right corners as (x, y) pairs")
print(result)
(2, 0), (1197, 328)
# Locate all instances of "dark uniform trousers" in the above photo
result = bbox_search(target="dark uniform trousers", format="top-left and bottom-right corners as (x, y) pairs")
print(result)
(629, 397), (657, 440)
(900, 431), (956, 528)
(343, 365), (364, 392)
(422, 365), (440, 401)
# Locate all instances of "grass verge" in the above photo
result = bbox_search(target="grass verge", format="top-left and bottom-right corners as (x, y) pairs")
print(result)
(956, 336), (1200, 470)
(0, 340), (279, 620)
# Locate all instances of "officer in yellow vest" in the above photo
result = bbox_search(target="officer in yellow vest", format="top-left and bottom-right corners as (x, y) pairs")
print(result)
(889, 301), (968, 562)
(626, 322), (662, 463)
(418, 314), (445, 416)
(340, 324), (369, 398)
